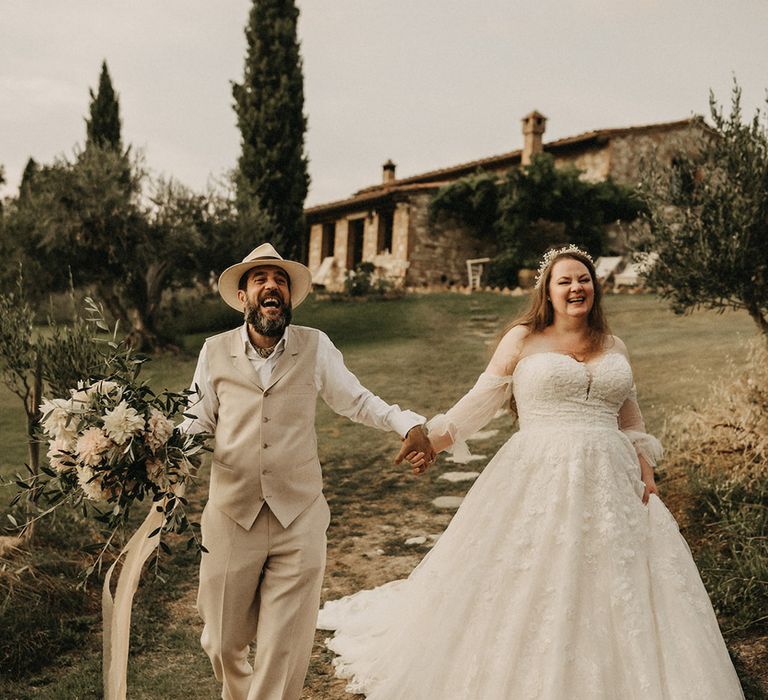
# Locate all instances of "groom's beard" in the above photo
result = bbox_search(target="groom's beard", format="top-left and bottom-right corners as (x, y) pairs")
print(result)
(245, 296), (293, 338)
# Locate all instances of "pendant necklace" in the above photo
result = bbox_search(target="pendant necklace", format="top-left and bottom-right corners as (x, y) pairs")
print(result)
(253, 343), (277, 359)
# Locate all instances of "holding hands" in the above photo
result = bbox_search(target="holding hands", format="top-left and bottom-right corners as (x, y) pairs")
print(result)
(394, 425), (436, 475)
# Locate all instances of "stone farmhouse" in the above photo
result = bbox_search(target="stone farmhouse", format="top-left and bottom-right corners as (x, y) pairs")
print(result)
(305, 111), (704, 291)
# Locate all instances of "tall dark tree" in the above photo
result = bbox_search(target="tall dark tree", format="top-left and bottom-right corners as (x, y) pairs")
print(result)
(232, 0), (309, 260)
(18, 157), (38, 201)
(86, 60), (122, 151)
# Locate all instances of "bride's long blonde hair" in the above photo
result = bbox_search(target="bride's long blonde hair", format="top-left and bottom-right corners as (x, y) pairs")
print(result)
(500, 250), (611, 354)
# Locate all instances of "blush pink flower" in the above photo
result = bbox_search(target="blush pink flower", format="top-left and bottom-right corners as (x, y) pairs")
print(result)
(146, 409), (174, 452)
(77, 465), (109, 501)
(47, 437), (76, 472)
(76, 427), (112, 466)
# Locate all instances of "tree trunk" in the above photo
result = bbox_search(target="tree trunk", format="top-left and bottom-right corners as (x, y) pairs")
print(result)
(22, 351), (42, 543)
(126, 307), (159, 352)
(95, 282), (131, 329)
(94, 282), (160, 351)
(124, 264), (178, 352)
(746, 302), (768, 337)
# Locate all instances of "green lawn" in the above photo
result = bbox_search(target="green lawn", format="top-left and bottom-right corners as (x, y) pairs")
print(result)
(0, 293), (762, 699)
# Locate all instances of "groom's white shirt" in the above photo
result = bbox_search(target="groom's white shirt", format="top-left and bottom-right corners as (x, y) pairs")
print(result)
(181, 323), (424, 438)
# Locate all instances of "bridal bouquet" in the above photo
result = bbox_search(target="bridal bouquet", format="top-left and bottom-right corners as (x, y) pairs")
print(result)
(11, 299), (210, 560)
(38, 376), (205, 531)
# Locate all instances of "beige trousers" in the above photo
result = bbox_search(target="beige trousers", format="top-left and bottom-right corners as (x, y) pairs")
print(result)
(197, 495), (330, 700)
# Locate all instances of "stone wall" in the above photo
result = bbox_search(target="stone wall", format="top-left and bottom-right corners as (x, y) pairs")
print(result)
(552, 145), (611, 183)
(608, 123), (704, 186)
(306, 203), (413, 291)
(363, 214), (378, 261)
(405, 192), (495, 288)
(308, 223), (323, 271)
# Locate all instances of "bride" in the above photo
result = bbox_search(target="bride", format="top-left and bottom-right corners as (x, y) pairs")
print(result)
(317, 245), (745, 699)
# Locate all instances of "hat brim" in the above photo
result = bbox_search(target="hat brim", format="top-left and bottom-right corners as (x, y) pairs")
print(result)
(218, 259), (312, 311)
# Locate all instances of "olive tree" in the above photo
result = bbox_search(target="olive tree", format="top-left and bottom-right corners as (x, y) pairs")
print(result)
(640, 83), (768, 335)
(0, 278), (101, 539)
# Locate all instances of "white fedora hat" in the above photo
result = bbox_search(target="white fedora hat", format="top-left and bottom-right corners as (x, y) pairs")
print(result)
(218, 242), (313, 311)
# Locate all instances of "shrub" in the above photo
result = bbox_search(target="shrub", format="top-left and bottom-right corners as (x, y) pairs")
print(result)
(159, 289), (242, 339)
(664, 340), (768, 633)
(343, 262), (402, 299)
(0, 513), (99, 678)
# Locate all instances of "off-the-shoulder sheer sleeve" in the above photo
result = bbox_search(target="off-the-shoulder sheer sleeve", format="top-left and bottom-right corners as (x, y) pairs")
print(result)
(426, 372), (513, 464)
(618, 384), (663, 466)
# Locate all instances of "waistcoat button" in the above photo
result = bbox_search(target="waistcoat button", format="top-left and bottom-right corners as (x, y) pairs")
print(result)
(263, 391), (270, 397)
(263, 417), (270, 423)
(263, 443), (269, 449)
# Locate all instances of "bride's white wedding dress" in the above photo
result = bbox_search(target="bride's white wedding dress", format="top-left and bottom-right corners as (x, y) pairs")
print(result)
(318, 351), (744, 699)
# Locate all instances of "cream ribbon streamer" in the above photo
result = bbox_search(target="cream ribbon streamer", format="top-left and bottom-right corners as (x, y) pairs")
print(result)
(102, 499), (166, 700)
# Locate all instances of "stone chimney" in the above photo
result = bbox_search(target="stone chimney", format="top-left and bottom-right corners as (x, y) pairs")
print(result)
(521, 111), (547, 166)
(382, 159), (396, 184)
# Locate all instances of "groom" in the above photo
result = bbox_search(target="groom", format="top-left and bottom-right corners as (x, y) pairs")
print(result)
(183, 242), (433, 700)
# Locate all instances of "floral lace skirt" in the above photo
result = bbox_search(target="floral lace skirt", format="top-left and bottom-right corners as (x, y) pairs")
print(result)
(318, 427), (744, 699)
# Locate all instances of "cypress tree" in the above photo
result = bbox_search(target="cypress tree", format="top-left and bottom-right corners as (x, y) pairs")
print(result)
(233, 0), (310, 260)
(19, 157), (38, 201)
(86, 60), (122, 151)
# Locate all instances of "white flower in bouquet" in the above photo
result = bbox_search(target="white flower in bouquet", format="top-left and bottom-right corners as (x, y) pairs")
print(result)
(70, 387), (91, 405)
(103, 401), (145, 444)
(39, 397), (79, 442)
(88, 379), (120, 397)
(77, 465), (109, 502)
(47, 436), (76, 473)
(76, 426), (112, 466)
(71, 380), (121, 408)
(146, 408), (174, 452)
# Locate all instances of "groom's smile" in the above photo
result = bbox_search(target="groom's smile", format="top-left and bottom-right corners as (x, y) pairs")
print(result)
(259, 290), (286, 317)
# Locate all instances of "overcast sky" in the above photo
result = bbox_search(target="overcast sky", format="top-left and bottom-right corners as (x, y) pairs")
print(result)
(2, 1), (767, 206)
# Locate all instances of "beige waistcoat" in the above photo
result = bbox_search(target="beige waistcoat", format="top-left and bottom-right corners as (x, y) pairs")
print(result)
(205, 325), (322, 530)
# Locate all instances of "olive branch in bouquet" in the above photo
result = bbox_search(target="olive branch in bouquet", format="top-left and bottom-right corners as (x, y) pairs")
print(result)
(9, 297), (211, 581)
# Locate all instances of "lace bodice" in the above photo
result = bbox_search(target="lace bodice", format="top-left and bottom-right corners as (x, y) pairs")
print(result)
(513, 351), (632, 430)
(428, 351), (662, 465)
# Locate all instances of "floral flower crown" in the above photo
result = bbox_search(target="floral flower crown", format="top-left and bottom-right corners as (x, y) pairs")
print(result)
(534, 244), (594, 288)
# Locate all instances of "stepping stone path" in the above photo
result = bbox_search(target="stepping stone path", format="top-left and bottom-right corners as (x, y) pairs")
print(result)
(446, 453), (486, 464)
(466, 312), (501, 344)
(468, 429), (498, 441)
(432, 496), (465, 510)
(440, 471), (480, 483)
(404, 536), (427, 546)
(404, 533), (443, 547)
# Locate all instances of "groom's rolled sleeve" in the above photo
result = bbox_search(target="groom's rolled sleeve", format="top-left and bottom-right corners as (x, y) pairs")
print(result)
(316, 331), (424, 438)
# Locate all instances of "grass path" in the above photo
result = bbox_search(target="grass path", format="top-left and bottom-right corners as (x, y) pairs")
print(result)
(1, 293), (764, 698)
